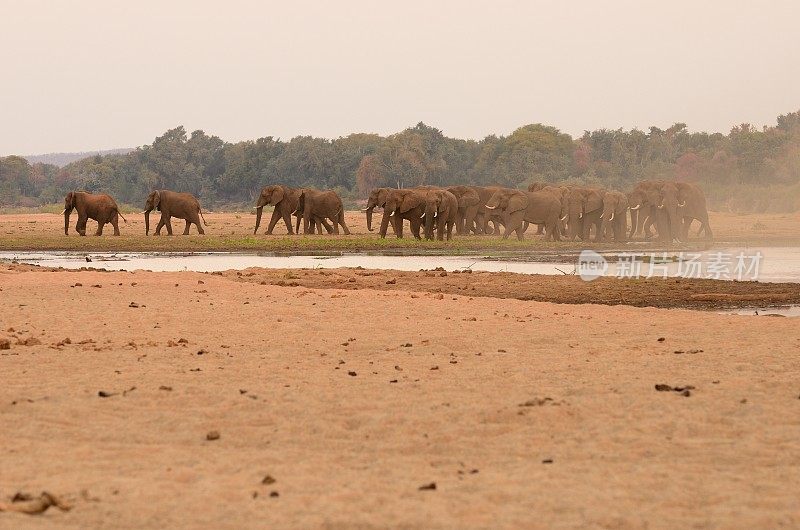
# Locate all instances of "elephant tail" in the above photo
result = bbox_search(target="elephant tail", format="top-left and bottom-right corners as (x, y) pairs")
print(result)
(118, 211), (128, 223)
(199, 208), (208, 226)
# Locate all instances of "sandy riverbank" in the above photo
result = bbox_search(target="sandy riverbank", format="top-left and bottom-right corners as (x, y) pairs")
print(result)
(1, 263), (799, 528)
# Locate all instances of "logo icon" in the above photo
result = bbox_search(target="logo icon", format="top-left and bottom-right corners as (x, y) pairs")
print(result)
(577, 250), (608, 281)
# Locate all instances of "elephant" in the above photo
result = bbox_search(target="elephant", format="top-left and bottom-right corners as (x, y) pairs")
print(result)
(564, 187), (605, 241)
(627, 180), (665, 239)
(530, 184), (569, 235)
(600, 190), (628, 242)
(364, 188), (427, 239)
(446, 185), (482, 234)
(475, 186), (508, 235)
(143, 190), (207, 235)
(423, 189), (459, 240)
(484, 188), (561, 241)
(63, 191), (127, 236)
(253, 185), (332, 235)
(674, 182), (713, 240)
(296, 189), (351, 235)
(656, 181), (713, 242)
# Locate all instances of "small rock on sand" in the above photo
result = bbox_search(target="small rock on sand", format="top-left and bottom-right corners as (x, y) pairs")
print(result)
(206, 431), (221, 441)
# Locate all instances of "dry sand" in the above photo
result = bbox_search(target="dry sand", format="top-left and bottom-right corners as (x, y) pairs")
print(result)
(1, 263), (800, 528)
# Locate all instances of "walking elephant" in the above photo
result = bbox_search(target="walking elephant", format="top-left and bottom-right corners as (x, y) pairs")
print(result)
(143, 190), (207, 235)
(601, 190), (628, 242)
(446, 185), (482, 234)
(296, 189), (351, 235)
(63, 191), (127, 236)
(363, 188), (427, 239)
(564, 187), (605, 241)
(627, 180), (664, 240)
(674, 182), (713, 240)
(423, 188), (458, 240)
(657, 181), (713, 242)
(484, 188), (561, 241)
(253, 185), (332, 235)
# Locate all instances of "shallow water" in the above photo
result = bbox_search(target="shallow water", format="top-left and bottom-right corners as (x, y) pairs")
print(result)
(1, 247), (799, 282)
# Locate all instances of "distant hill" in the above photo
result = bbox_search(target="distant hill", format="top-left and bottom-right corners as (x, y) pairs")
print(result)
(23, 148), (134, 167)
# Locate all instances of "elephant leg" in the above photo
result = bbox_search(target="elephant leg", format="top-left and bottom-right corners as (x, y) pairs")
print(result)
(196, 214), (205, 235)
(281, 211), (294, 235)
(409, 219), (421, 240)
(265, 209), (281, 235)
(76, 215), (88, 236)
(331, 217), (339, 235)
(111, 214), (121, 236)
(379, 212), (391, 238)
(320, 217), (333, 234)
(95, 222), (104, 236)
(536, 223), (544, 235)
(396, 218), (404, 239)
(183, 219), (191, 235)
(338, 212), (351, 235)
(165, 217), (174, 236)
(154, 218), (164, 235)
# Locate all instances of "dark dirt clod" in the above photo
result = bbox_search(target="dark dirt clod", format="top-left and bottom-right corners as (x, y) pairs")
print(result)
(348, 371), (357, 376)
(0, 339), (10, 350)
(97, 390), (115, 398)
(657, 337), (665, 342)
(269, 491), (279, 497)
(542, 459), (554, 464)
(262, 475), (276, 485)
(386, 279), (397, 284)
(159, 385), (172, 391)
(206, 431), (221, 441)
(418, 482), (437, 491)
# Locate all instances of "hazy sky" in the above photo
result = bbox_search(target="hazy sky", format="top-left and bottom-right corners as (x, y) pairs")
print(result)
(1, 0), (799, 155)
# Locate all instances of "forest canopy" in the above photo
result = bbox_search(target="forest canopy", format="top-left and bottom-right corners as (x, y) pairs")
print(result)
(2, 111), (800, 212)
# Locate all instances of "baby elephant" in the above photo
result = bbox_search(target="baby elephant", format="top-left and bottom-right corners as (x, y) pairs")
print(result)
(143, 190), (208, 235)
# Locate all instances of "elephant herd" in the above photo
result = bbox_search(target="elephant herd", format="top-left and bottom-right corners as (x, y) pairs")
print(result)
(60, 180), (711, 243)
(363, 181), (712, 242)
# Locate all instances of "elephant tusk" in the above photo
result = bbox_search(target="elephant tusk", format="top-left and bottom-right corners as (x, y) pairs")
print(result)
(485, 205), (496, 210)
(560, 215), (567, 221)
(678, 201), (686, 207)
(657, 204), (664, 209)
(578, 213), (583, 219)
(609, 213), (614, 222)
(60, 208), (66, 215)
(253, 206), (261, 210)
(630, 204), (640, 210)
(420, 212), (425, 218)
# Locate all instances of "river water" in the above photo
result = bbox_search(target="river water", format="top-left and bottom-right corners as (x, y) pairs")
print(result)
(1, 247), (799, 282)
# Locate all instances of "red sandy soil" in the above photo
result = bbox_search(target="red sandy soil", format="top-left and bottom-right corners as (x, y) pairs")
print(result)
(1, 264), (800, 528)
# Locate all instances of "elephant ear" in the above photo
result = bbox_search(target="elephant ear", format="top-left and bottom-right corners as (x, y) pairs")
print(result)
(153, 190), (161, 210)
(398, 192), (424, 213)
(459, 190), (479, 208)
(508, 192), (528, 213)
(65, 192), (75, 208)
(272, 186), (285, 205)
(586, 191), (603, 213)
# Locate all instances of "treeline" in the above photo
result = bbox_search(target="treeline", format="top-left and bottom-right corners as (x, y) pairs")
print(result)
(2, 111), (800, 212)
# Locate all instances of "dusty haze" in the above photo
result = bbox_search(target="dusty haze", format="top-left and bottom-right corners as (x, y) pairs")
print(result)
(1, 0), (799, 155)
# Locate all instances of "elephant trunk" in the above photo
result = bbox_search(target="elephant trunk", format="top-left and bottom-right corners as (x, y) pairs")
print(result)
(254, 206), (263, 234)
(424, 209), (435, 240)
(144, 209), (151, 235)
(366, 207), (374, 232)
(64, 208), (71, 235)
